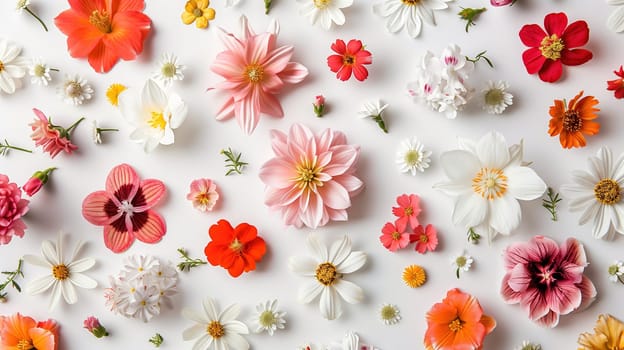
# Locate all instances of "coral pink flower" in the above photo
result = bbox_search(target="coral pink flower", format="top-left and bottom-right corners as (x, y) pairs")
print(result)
(186, 178), (219, 212)
(0, 174), (29, 245)
(327, 39), (372, 81)
(412, 224), (438, 254)
(379, 221), (410, 252)
(392, 194), (421, 231)
(501, 235), (597, 328)
(0, 313), (59, 350)
(211, 16), (309, 135)
(83, 316), (108, 338)
(259, 123), (363, 228)
(607, 66), (624, 99)
(82, 164), (167, 253)
(30, 109), (82, 158)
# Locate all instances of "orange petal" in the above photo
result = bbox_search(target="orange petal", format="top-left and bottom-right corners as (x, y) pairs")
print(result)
(109, 0), (145, 13)
(244, 237), (266, 261)
(582, 120), (600, 135)
(568, 90), (584, 110)
(480, 314), (497, 334)
(548, 118), (563, 136)
(426, 302), (458, 325)
(549, 99), (565, 118)
(68, 0), (105, 16)
(29, 328), (55, 350)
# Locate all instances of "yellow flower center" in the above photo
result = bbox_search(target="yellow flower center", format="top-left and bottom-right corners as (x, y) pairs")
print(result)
(313, 0), (331, 9)
(315, 262), (339, 286)
(89, 10), (112, 34)
(448, 318), (464, 332)
(195, 192), (213, 206)
(106, 83), (127, 107)
(485, 88), (504, 106)
(161, 63), (177, 78)
(294, 158), (324, 191)
(148, 111), (167, 130)
(404, 150), (420, 166)
(402, 264), (426, 288)
(65, 81), (83, 98)
(455, 256), (467, 268)
(594, 179), (621, 205)
(380, 305), (397, 320)
(229, 238), (243, 253)
(402, 0), (421, 5)
(343, 55), (355, 66)
(472, 167), (508, 200)
(404, 207), (413, 216)
(17, 339), (33, 350)
(258, 310), (276, 327)
(0, 60), (4, 72)
(244, 64), (264, 83)
(391, 231), (401, 240)
(52, 264), (70, 280)
(207, 321), (225, 339)
(33, 64), (46, 77)
(419, 234), (428, 243)
(539, 34), (564, 60)
(562, 110), (582, 132)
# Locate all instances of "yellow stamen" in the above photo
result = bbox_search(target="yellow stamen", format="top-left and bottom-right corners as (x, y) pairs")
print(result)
(89, 10), (112, 34)
(52, 264), (70, 280)
(449, 318), (464, 332)
(293, 158), (324, 191)
(207, 321), (225, 338)
(594, 179), (621, 205)
(472, 167), (508, 200)
(539, 34), (564, 60)
(562, 110), (582, 132)
(315, 262), (339, 286)
(313, 0), (331, 9)
(402, 0), (421, 5)
(391, 231), (401, 240)
(229, 238), (243, 252)
(0, 61), (6, 73)
(148, 111), (167, 130)
(244, 64), (264, 83)
(17, 339), (33, 350)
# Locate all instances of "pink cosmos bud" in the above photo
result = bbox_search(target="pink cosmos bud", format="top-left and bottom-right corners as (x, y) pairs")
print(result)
(22, 167), (56, 197)
(490, 0), (513, 6)
(314, 95), (325, 107)
(313, 95), (326, 117)
(84, 316), (109, 338)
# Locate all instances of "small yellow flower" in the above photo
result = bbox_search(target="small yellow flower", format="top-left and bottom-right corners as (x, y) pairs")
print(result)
(106, 83), (127, 106)
(402, 264), (426, 288)
(181, 0), (216, 29)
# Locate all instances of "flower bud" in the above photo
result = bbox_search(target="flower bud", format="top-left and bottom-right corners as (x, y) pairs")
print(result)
(84, 316), (109, 338)
(313, 95), (325, 117)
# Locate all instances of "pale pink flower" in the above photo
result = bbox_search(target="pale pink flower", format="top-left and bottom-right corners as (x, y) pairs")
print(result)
(391, 194), (421, 231)
(211, 16), (309, 134)
(186, 178), (219, 212)
(412, 224), (438, 254)
(0, 174), (29, 245)
(379, 221), (410, 252)
(259, 123), (363, 228)
(501, 235), (597, 328)
(81, 164), (167, 253)
(29, 108), (79, 158)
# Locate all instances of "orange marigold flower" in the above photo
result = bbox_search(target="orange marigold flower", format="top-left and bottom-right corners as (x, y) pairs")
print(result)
(0, 313), (59, 350)
(548, 90), (600, 149)
(204, 219), (267, 278)
(424, 288), (496, 350)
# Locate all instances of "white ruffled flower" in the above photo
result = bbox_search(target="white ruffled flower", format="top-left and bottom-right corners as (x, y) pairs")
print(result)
(251, 299), (286, 336)
(23, 233), (97, 311)
(0, 38), (28, 94)
(434, 131), (547, 241)
(28, 57), (52, 86)
(561, 147), (624, 240)
(152, 53), (185, 87)
(297, 0), (353, 30)
(58, 73), (93, 105)
(182, 297), (250, 350)
(396, 137), (431, 175)
(373, 0), (452, 38)
(328, 332), (379, 350)
(607, 0), (624, 33)
(289, 234), (366, 320)
(118, 79), (188, 152)
(482, 80), (513, 115)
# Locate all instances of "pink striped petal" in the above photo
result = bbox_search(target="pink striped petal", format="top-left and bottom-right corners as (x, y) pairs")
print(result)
(521, 287), (550, 321)
(262, 45), (294, 75)
(576, 275), (597, 312)
(245, 32), (271, 65)
(333, 175), (363, 194)
(215, 97), (236, 121)
(133, 210), (166, 244)
(259, 158), (297, 189)
(103, 223), (134, 253)
(82, 191), (118, 225)
(135, 179), (166, 211)
(258, 89), (284, 117)
(235, 87), (261, 135)
(535, 310), (559, 328)
(278, 62), (309, 84)
(503, 241), (531, 270)
(508, 263), (531, 292)
(106, 163), (139, 200)
(500, 273), (522, 304)
(319, 181), (351, 210)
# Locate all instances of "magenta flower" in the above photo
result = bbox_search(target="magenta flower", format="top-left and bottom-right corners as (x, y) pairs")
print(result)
(81, 164), (167, 253)
(491, 0), (514, 6)
(391, 194), (421, 231)
(0, 174), (29, 245)
(211, 15), (308, 135)
(501, 235), (596, 327)
(379, 221), (410, 252)
(259, 123), (363, 228)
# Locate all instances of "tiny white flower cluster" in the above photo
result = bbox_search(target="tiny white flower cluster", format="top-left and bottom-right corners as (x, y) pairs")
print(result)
(407, 44), (474, 119)
(105, 255), (178, 323)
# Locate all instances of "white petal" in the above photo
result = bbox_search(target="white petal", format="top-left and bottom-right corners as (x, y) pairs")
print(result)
(333, 279), (363, 304)
(439, 150), (480, 182)
(608, 6), (624, 32)
(167, 93), (188, 129)
(306, 234), (328, 262)
(192, 334), (213, 350)
(405, 10), (422, 37)
(505, 166), (546, 200)
(223, 332), (249, 350)
(142, 79), (168, 110)
(298, 279), (323, 303)
(183, 324), (205, 341)
(568, 194), (596, 212)
(320, 286), (342, 320)
(69, 272), (97, 288)
(328, 7), (345, 26)
(336, 251), (366, 274)
(68, 239), (84, 261)
(433, 180), (471, 196)
(41, 239), (59, 265)
(578, 200), (600, 225)
(61, 280), (78, 304)
(488, 195), (521, 235)
(0, 72), (15, 94)
(592, 204), (612, 239)
(68, 257), (95, 272)
(202, 297), (220, 321)
(590, 147), (612, 180)
(23, 254), (51, 268)
(182, 308), (209, 324)
(612, 204), (624, 234)
(219, 303), (240, 323)
(476, 131), (510, 169)
(416, 4), (435, 26)
(329, 235), (351, 266)
(117, 89), (142, 126)
(48, 282), (62, 311)
(26, 275), (55, 295)
(452, 193), (487, 228)
(214, 338), (227, 350)
(160, 126), (175, 145)
(288, 256), (317, 276)
(223, 320), (249, 335)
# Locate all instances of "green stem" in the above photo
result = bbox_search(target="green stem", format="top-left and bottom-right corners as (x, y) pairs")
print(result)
(25, 7), (48, 32)
(50, 68), (60, 72)
(97, 128), (119, 132)
(66, 117), (85, 133)
(373, 115), (388, 133)
(4, 143), (32, 154)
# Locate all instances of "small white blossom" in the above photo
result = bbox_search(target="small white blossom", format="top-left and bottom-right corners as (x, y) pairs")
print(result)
(396, 137), (431, 175)
(152, 53), (185, 87)
(28, 57), (52, 86)
(251, 299), (286, 336)
(482, 80), (513, 115)
(58, 74), (93, 105)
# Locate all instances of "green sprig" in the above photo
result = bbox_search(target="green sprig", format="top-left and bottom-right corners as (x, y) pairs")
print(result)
(176, 248), (207, 272)
(0, 259), (25, 302)
(149, 333), (164, 347)
(465, 51), (494, 68)
(264, 0), (272, 14)
(458, 7), (486, 33)
(542, 187), (562, 221)
(221, 147), (248, 176)
(0, 139), (33, 156)
(467, 227), (481, 245)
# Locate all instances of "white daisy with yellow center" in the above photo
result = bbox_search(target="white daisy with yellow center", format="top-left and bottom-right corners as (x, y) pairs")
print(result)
(251, 299), (286, 336)
(152, 53), (185, 87)
(0, 39), (28, 94)
(297, 0), (353, 30)
(373, 0), (453, 38)
(396, 137), (432, 175)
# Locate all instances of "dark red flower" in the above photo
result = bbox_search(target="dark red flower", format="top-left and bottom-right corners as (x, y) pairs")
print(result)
(327, 39), (372, 81)
(519, 12), (592, 83)
(607, 66), (624, 99)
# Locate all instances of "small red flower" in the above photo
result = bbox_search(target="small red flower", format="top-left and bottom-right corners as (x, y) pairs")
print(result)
(379, 221), (410, 252)
(391, 194), (421, 232)
(519, 12), (592, 83)
(327, 39), (372, 81)
(204, 219), (267, 277)
(411, 224), (439, 254)
(607, 66), (624, 99)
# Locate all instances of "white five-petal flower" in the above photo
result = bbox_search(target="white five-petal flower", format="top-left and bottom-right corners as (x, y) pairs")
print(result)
(182, 297), (250, 350)
(0, 38), (28, 94)
(289, 234), (366, 320)
(297, 0), (353, 30)
(24, 233), (97, 310)
(373, 0), (453, 38)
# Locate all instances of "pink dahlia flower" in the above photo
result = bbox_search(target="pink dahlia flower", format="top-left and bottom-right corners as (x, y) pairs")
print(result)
(501, 235), (596, 328)
(211, 15), (309, 135)
(29, 108), (80, 158)
(0, 174), (29, 245)
(82, 164), (167, 253)
(259, 123), (363, 228)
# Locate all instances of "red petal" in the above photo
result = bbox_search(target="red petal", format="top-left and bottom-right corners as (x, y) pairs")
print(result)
(522, 48), (546, 74)
(87, 41), (122, 73)
(82, 191), (117, 225)
(227, 257), (245, 277)
(106, 163), (139, 199)
(337, 65), (352, 81)
(234, 223), (258, 243)
(519, 24), (547, 47)
(352, 64), (369, 81)
(136, 179), (166, 210)
(209, 219), (235, 243)
(561, 20), (589, 48)
(109, 0), (145, 13)
(204, 242), (225, 266)
(539, 59), (563, 83)
(133, 210), (166, 244)
(103, 224), (134, 253)
(544, 12), (568, 36)
(615, 88), (624, 99)
(327, 54), (344, 72)
(346, 39), (363, 54)
(244, 237), (266, 261)
(330, 39), (346, 55)
(560, 49), (592, 66)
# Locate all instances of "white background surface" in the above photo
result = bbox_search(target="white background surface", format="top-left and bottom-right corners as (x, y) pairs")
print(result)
(1, 0), (624, 349)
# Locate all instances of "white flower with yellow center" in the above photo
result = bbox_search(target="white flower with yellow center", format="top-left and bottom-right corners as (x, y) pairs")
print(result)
(251, 299), (286, 336)
(23, 233), (97, 311)
(0, 38), (28, 94)
(561, 147), (624, 240)
(289, 234), (366, 320)
(28, 57), (52, 86)
(297, 0), (353, 30)
(379, 303), (401, 325)
(434, 131), (546, 241)
(396, 137), (432, 175)
(58, 73), (93, 105)
(482, 80), (513, 115)
(182, 297), (250, 350)
(373, 0), (453, 38)
(152, 53), (185, 87)
(118, 79), (188, 152)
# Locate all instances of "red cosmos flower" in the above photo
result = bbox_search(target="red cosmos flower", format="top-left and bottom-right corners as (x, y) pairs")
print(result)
(54, 0), (151, 73)
(204, 219), (267, 278)
(607, 66), (624, 99)
(327, 39), (372, 81)
(379, 221), (410, 252)
(519, 12), (592, 83)
(412, 224), (439, 254)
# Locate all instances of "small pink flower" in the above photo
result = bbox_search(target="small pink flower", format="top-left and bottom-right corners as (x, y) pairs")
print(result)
(0, 174), (29, 245)
(29, 108), (82, 159)
(186, 178), (219, 212)
(22, 167), (56, 197)
(379, 221), (410, 252)
(313, 95), (326, 117)
(491, 0), (513, 5)
(81, 164), (167, 253)
(83, 316), (108, 338)
(412, 224), (438, 254)
(314, 95), (325, 107)
(391, 194), (421, 231)
(501, 235), (597, 327)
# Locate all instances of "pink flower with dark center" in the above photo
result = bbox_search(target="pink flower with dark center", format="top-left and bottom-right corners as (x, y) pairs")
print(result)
(379, 221), (410, 252)
(0, 174), (29, 245)
(259, 123), (363, 228)
(210, 16), (308, 135)
(391, 194), (421, 231)
(501, 235), (596, 328)
(412, 224), (438, 254)
(29, 108), (82, 158)
(82, 164), (167, 253)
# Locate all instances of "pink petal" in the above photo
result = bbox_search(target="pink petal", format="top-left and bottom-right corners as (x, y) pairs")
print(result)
(535, 310), (559, 328)
(245, 32), (271, 65)
(261, 74), (285, 94)
(575, 275), (597, 312)
(212, 51), (246, 79)
(278, 62), (308, 84)
(545, 281), (582, 315)
(235, 86), (261, 135)
(135, 179), (166, 211)
(133, 210), (166, 244)
(259, 158), (297, 189)
(103, 223), (134, 253)
(526, 236), (560, 263)
(106, 164), (139, 200)
(319, 181), (351, 210)
(520, 287), (550, 321)
(258, 89), (284, 117)
(264, 186), (302, 207)
(508, 263), (532, 292)
(301, 192), (325, 229)
(215, 97), (236, 121)
(32, 108), (49, 123)
(327, 208), (348, 222)
(333, 174), (364, 194)
(82, 191), (118, 225)
(262, 45), (294, 75)
(269, 129), (289, 158)
(216, 27), (244, 52)
(324, 145), (359, 176)
(503, 241), (531, 270)
(500, 273), (522, 304)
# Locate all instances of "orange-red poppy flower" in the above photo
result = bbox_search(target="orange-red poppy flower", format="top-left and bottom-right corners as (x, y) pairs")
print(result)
(54, 0), (151, 73)
(548, 90), (600, 149)
(204, 219), (267, 277)
(424, 288), (496, 350)
(0, 313), (59, 350)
